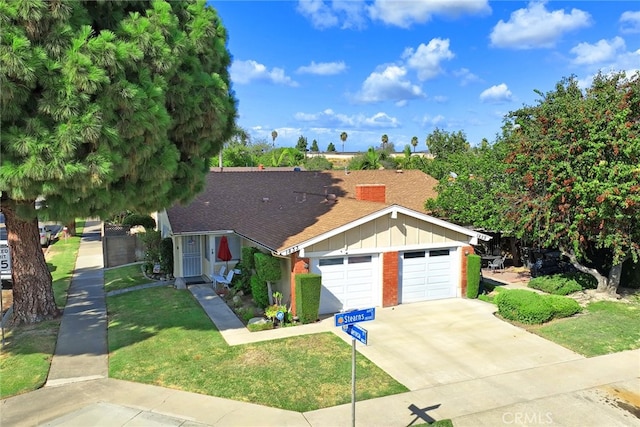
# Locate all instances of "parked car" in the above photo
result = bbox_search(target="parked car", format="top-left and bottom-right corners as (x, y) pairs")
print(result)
(39, 224), (52, 247)
(527, 248), (576, 277)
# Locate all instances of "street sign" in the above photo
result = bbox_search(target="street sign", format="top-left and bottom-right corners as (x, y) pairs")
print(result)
(334, 307), (375, 327)
(342, 324), (368, 345)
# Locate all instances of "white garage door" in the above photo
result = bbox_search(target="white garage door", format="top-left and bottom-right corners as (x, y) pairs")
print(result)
(401, 249), (454, 303)
(313, 255), (377, 315)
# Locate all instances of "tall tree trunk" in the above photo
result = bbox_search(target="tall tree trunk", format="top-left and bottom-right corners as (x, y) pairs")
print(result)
(3, 200), (58, 324)
(596, 262), (623, 295)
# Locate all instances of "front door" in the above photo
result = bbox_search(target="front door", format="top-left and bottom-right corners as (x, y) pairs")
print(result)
(182, 236), (202, 276)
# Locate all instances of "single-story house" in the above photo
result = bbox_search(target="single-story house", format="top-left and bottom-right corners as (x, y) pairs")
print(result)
(157, 168), (490, 315)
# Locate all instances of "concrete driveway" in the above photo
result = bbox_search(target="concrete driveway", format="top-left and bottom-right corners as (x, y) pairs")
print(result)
(332, 298), (584, 390)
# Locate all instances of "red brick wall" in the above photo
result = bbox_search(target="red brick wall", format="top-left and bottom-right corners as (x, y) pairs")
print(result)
(355, 184), (386, 203)
(382, 251), (399, 307)
(290, 252), (309, 316)
(460, 245), (475, 297)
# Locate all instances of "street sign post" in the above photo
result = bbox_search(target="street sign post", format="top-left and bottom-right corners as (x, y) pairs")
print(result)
(342, 324), (368, 345)
(334, 307), (375, 327)
(334, 308), (375, 427)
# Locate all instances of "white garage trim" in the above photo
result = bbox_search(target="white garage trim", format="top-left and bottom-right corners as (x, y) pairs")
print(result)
(311, 255), (379, 314)
(400, 248), (456, 303)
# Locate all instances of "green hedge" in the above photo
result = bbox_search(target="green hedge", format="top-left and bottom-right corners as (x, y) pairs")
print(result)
(495, 289), (581, 324)
(122, 214), (156, 230)
(160, 237), (173, 275)
(254, 252), (282, 282)
(466, 254), (481, 298)
(528, 272), (596, 295)
(241, 247), (259, 271)
(250, 275), (269, 309)
(295, 273), (321, 324)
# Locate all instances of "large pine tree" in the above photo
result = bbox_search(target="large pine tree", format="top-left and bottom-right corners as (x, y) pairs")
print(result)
(0, 0), (237, 323)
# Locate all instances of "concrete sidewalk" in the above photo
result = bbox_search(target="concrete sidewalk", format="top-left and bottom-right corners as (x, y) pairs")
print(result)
(1, 221), (639, 426)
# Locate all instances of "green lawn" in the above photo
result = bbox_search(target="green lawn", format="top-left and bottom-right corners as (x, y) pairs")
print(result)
(532, 297), (640, 357)
(0, 220), (85, 398)
(104, 263), (151, 292)
(107, 286), (409, 412)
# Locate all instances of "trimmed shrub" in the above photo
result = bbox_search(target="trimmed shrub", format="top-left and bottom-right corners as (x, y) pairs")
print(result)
(547, 294), (582, 318)
(122, 214), (156, 230)
(254, 252), (282, 282)
(496, 289), (582, 324)
(295, 273), (322, 324)
(528, 274), (583, 295)
(160, 237), (173, 275)
(495, 289), (554, 324)
(241, 246), (259, 271)
(466, 254), (481, 298)
(250, 275), (269, 308)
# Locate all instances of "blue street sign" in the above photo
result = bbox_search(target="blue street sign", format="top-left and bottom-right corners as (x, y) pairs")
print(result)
(343, 324), (368, 345)
(334, 307), (375, 327)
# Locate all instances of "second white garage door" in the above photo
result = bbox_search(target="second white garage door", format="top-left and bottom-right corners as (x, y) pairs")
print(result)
(400, 249), (455, 303)
(313, 255), (378, 314)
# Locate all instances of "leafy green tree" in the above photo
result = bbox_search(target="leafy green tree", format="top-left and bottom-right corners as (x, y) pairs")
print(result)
(411, 136), (419, 152)
(381, 134), (389, 150)
(348, 147), (393, 170)
(257, 147), (304, 167)
(310, 139), (319, 152)
(219, 139), (272, 167)
(0, 0), (236, 323)
(501, 72), (640, 294)
(340, 131), (348, 152)
(295, 135), (308, 152)
(304, 156), (333, 171)
(426, 128), (469, 159)
(326, 142), (336, 152)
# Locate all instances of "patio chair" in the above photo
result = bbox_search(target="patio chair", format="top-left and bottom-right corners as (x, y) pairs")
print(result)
(488, 255), (507, 272)
(216, 269), (235, 290)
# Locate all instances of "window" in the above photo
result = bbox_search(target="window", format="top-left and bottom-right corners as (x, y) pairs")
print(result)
(348, 256), (371, 264)
(204, 236), (210, 261)
(319, 258), (344, 266)
(404, 251), (426, 259)
(430, 249), (450, 257)
(215, 235), (241, 261)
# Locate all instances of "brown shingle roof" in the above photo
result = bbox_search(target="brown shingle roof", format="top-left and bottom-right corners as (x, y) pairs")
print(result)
(166, 169), (439, 252)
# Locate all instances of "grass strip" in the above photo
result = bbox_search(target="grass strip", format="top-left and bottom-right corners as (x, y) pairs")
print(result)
(0, 220), (85, 398)
(108, 286), (408, 412)
(533, 299), (640, 357)
(104, 263), (150, 292)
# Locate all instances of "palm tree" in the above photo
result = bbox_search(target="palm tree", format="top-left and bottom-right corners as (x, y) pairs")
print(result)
(381, 134), (388, 150)
(340, 131), (348, 152)
(411, 136), (418, 152)
(271, 130), (278, 147)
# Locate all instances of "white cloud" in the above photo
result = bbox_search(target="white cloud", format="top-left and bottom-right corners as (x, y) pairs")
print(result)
(453, 68), (482, 86)
(231, 59), (298, 87)
(490, 1), (592, 49)
(479, 83), (513, 103)
(355, 65), (425, 103)
(570, 37), (626, 65)
(296, 0), (339, 30)
(294, 108), (400, 129)
(402, 38), (455, 81)
(368, 0), (491, 28)
(296, 0), (368, 29)
(297, 61), (347, 75)
(421, 114), (446, 127)
(620, 11), (640, 34)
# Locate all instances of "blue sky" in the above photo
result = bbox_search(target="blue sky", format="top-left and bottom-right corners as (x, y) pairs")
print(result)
(211, 1), (640, 152)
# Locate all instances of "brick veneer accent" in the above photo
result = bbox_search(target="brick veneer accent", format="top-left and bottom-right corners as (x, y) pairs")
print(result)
(290, 252), (310, 316)
(460, 245), (475, 297)
(382, 251), (399, 307)
(355, 184), (386, 203)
